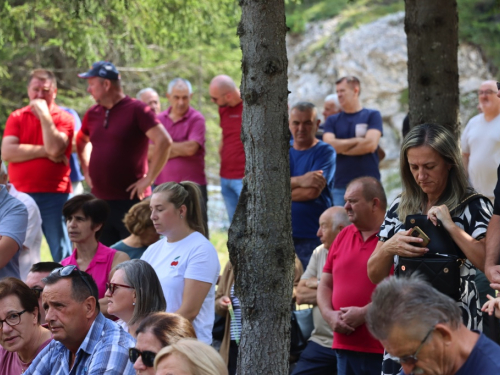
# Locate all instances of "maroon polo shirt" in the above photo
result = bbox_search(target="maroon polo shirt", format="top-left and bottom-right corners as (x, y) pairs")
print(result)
(219, 101), (245, 179)
(80, 96), (159, 200)
(155, 106), (207, 185)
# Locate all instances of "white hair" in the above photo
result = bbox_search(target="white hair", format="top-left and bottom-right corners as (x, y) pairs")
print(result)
(136, 87), (159, 100)
(324, 94), (340, 108)
(167, 78), (193, 94)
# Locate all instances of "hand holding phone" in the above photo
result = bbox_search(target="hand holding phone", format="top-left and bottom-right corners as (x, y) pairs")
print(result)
(410, 226), (430, 247)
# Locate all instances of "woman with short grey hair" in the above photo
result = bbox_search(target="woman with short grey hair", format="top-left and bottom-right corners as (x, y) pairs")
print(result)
(105, 259), (166, 336)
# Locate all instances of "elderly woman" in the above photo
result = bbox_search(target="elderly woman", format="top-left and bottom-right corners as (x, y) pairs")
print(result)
(105, 259), (166, 336)
(367, 124), (492, 374)
(154, 338), (228, 375)
(111, 200), (160, 259)
(0, 278), (52, 374)
(142, 182), (220, 344)
(129, 312), (196, 375)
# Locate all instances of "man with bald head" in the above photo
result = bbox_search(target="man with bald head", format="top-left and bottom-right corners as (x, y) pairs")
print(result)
(137, 87), (161, 114)
(293, 206), (350, 375)
(461, 80), (500, 203)
(154, 78), (208, 234)
(209, 75), (245, 224)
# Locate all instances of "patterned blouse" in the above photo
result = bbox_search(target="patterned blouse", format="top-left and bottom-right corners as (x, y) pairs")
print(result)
(378, 195), (492, 375)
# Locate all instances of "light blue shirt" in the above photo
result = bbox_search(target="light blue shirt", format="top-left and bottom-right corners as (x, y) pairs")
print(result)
(0, 184), (27, 279)
(24, 313), (135, 375)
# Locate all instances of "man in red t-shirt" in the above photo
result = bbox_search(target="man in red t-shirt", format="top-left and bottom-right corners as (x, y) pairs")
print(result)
(76, 61), (172, 246)
(2, 69), (74, 262)
(317, 176), (387, 375)
(209, 75), (245, 224)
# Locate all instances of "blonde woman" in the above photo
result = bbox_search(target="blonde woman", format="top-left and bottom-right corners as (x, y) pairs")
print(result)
(154, 338), (227, 375)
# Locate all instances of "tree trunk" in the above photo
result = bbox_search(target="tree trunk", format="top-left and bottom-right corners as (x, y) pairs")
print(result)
(229, 0), (294, 374)
(405, 0), (460, 138)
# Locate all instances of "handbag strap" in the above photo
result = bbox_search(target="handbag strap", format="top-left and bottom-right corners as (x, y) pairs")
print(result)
(449, 193), (485, 215)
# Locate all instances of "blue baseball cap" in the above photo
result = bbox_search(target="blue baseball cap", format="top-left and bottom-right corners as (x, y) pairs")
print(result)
(78, 61), (120, 80)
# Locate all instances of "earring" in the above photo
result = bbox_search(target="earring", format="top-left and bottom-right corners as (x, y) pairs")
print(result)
(133, 302), (136, 306)
(180, 215), (183, 219)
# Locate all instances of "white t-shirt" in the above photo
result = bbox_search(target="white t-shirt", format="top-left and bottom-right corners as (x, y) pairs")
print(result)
(141, 231), (220, 344)
(461, 113), (500, 203)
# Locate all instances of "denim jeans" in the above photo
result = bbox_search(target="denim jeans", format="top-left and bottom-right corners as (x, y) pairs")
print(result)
(333, 187), (346, 207)
(292, 341), (338, 375)
(220, 177), (243, 224)
(27, 192), (72, 262)
(336, 349), (382, 375)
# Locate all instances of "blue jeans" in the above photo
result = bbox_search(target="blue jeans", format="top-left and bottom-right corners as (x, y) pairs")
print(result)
(333, 187), (346, 207)
(293, 237), (322, 269)
(336, 350), (382, 375)
(28, 192), (72, 262)
(220, 177), (243, 224)
(292, 341), (337, 375)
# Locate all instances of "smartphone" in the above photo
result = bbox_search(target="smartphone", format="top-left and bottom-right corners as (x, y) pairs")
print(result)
(410, 226), (430, 247)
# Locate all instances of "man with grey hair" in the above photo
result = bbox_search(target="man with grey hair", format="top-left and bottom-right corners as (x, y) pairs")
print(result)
(209, 75), (245, 224)
(289, 102), (336, 268)
(154, 78), (208, 235)
(0, 162), (42, 280)
(293, 206), (350, 375)
(367, 276), (500, 375)
(322, 94), (341, 121)
(137, 87), (161, 114)
(317, 176), (386, 375)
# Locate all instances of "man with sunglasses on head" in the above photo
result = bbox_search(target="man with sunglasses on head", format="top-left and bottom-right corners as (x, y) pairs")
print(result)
(76, 61), (172, 247)
(25, 262), (62, 325)
(23, 265), (135, 375)
(366, 275), (500, 375)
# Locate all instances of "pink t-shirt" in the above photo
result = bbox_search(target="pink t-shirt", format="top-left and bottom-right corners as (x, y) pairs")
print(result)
(155, 107), (207, 185)
(323, 224), (384, 354)
(80, 96), (159, 200)
(219, 101), (245, 179)
(61, 243), (117, 298)
(0, 337), (52, 374)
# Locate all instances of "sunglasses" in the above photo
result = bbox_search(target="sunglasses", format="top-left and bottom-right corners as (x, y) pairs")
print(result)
(129, 348), (156, 367)
(31, 287), (44, 299)
(393, 326), (434, 365)
(106, 282), (134, 295)
(50, 265), (93, 295)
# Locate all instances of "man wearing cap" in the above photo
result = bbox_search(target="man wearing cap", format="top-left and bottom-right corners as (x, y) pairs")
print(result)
(1, 69), (74, 262)
(76, 61), (172, 246)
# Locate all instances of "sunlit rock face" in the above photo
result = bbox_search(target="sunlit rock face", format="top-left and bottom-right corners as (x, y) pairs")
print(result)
(287, 11), (493, 199)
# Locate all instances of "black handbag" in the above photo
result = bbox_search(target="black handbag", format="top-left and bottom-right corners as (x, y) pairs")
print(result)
(290, 307), (314, 356)
(396, 194), (484, 300)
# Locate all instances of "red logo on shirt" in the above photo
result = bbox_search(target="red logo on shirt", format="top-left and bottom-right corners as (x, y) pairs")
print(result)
(171, 256), (180, 267)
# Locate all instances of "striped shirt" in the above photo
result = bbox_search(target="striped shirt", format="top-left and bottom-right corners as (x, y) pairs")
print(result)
(24, 313), (135, 375)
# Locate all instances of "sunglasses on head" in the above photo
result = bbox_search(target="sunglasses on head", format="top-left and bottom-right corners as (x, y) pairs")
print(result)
(129, 347), (156, 367)
(50, 265), (93, 295)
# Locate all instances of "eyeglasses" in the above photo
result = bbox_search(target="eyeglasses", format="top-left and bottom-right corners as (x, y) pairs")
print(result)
(0, 310), (27, 330)
(50, 265), (93, 296)
(31, 287), (44, 299)
(103, 109), (110, 129)
(129, 348), (156, 367)
(393, 326), (434, 365)
(106, 282), (134, 295)
(478, 89), (497, 96)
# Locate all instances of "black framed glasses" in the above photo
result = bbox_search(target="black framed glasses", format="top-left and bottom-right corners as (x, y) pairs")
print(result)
(129, 348), (156, 367)
(393, 326), (435, 365)
(106, 282), (134, 295)
(31, 287), (44, 299)
(0, 310), (27, 330)
(50, 265), (93, 295)
(103, 109), (110, 129)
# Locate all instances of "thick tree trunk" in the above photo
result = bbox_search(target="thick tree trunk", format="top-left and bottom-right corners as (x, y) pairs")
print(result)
(405, 0), (460, 138)
(228, 0), (294, 374)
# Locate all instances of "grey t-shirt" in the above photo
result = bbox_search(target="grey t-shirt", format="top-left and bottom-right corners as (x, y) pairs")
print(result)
(0, 185), (28, 279)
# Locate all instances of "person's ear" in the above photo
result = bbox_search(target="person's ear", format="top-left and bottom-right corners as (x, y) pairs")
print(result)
(434, 323), (453, 346)
(84, 296), (97, 318)
(31, 307), (39, 325)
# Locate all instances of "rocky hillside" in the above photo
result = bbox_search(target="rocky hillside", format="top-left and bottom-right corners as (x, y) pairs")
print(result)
(286, 12), (493, 199)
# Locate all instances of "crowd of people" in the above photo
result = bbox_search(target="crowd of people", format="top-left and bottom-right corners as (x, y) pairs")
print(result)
(1, 62), (500, 375)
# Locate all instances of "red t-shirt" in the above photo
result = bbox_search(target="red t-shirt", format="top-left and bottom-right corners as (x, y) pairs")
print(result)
(4, 105), (74, 193)
(219, 101), (245, 179)
(323, 224), (384, 354)
(80, 96), (159, 200)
